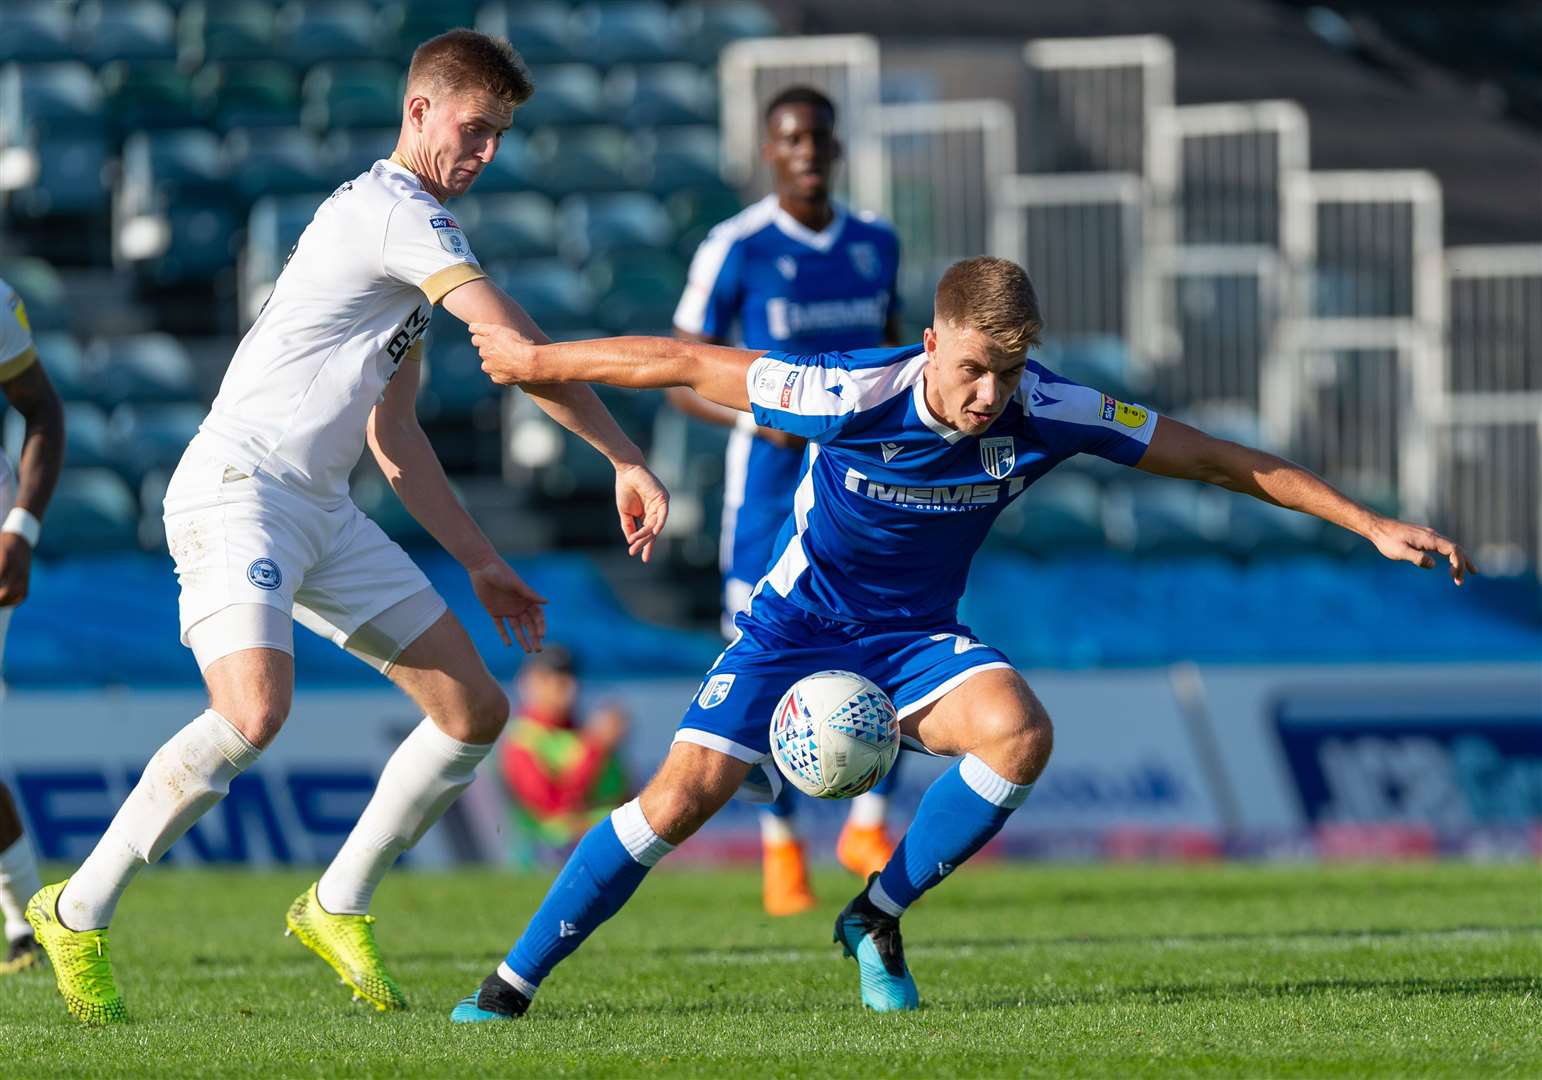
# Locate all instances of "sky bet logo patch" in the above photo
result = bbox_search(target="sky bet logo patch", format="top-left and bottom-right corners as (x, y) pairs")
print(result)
(429, 216), (459, 230)
(779, 370), (800, 407)
(1101, 394), (1148, 429)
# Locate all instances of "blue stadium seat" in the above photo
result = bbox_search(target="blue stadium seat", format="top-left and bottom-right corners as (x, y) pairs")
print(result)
(323, 127), (399, 176)
(558, 192), (674, 260)
(99, 61), (203, 134)
(242, 192), (327, 324)
(275, 0), (384, 66)
(1034, 336), (1140, 403)
(606, 64), (717, 128)
(146, 203), (242, 285)
(59, 402), (115, 471)
(477, 2), (577, 66)
(452, 192), (558, 261)
(571, 2), (682, 66)
(527, 127), (631, 196)
(634, 125), (722, 193)
(516, 65), (606, 129)
(35, 469), (141, 554)
(486, 259), (596, 332)
(224, 128), (337, 204)
(301, 62), (402, 132)
(588, 252), (687, 333)
(7, 137), (111, 219)
(0, 258), (69, 332)
(119, 129), (229, 210)
(351, 469), (430, 544)
(673, 1), (779, 64)
(1223, 496), (1331, 558)
(989, 472), (1107, 555)
(77, 0), (179, 65)
(1108, 483), (1221, 556)
(195, 61), (301, 132)
(0, 63), (106, 147)
(29, 332), (90, 401)
(505, 391), (617, 500)
(0, 3), (80, 64)
(379, 1), (481, 59)
(667, 184), (742, 253)
(107, 403), (207, 483)
(83, 335), (199, 405)
(646, 405), (728, 564)
(418, 339), (500, 424)
(178, 0), (279, 66)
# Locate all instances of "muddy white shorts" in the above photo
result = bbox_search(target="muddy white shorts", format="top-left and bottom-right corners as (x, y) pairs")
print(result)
(163, 440), (445, 671)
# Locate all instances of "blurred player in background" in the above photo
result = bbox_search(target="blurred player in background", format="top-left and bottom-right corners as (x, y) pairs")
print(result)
(499, 644), (630, 865)
(460, 255), (1475, 1020)
(27, 30), (669, 1025)
(0, 278), (64, 975)
(671, 86), (905, 915)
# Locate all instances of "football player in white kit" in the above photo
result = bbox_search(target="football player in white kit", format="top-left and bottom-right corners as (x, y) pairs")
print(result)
(0, 277), (65, 976)
(28, 30), (669, 1025)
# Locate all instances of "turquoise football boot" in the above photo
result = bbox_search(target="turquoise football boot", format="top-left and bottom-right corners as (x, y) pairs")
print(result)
(450, 973), (530, 1023)
(833, 874), (920, 1012)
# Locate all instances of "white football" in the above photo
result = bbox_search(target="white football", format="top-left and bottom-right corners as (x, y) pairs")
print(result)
(769, 670), (900, 799)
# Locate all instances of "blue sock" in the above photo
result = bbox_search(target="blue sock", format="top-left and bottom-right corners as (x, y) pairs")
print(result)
(766, 781), (798, 819)
(503, 799), (672, 992)
(871, 754), (1032, 914)
(871, 752), (902, 796)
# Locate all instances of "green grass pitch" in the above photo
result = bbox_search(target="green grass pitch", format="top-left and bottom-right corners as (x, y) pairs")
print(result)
(2, 861), (1538, 1077)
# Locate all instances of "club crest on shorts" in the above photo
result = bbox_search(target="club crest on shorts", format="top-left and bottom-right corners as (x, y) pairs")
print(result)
(979, 436), (1015, 479)
(247, 558), (282, 591)
(697, 673), (735, 709)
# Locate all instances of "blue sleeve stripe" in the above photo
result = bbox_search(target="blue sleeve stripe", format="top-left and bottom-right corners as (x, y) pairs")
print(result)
(749, 403), (844, 438)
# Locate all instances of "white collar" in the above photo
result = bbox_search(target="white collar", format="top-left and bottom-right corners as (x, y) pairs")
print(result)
(767, 194), (847, 252)
(913, 374), (966, 444)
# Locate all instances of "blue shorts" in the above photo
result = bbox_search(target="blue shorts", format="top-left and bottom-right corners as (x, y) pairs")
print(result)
(675, 593), (1014, 802)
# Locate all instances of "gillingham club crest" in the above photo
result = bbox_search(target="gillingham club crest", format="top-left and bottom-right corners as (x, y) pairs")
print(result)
(979, 437), (1016, 480)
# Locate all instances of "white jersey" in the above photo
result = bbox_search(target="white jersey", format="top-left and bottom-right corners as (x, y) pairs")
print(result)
(0, 276), (38, 506)
(197, 157), (485, 504)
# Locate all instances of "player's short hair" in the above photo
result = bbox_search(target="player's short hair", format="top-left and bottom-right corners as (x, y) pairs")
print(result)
(764, 85), (836, 126)
(406, 29), (533, 110)
(934, 256), (1044, 356)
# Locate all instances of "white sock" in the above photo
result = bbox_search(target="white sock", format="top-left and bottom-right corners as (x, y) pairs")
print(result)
(0, 833), (42, 942)
(59, 710), (260, 931)
(316, 719), (492, 915)
(759, 811), (797, 845)
(846, 790), (888, 829)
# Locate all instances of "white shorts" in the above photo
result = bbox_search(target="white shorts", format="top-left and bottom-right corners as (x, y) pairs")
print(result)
(163, 442), (443, 667)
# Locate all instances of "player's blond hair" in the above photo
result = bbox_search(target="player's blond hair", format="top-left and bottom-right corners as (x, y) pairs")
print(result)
(934, 256), (1044, 356)
(406, 29), (534, 109)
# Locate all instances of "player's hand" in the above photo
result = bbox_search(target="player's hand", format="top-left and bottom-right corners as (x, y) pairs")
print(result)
(467, 558), (548, 652)
(0, 533), (32, 607)
(470, 323), (539, 384)
(615, 462), (669, 562)
(756, 427), (807, 452)
(1367, 517), (1478, 585)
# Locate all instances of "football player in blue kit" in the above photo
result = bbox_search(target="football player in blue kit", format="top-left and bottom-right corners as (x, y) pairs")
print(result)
(456, 256), (1475, 1018)
(670, 85), (906, 913)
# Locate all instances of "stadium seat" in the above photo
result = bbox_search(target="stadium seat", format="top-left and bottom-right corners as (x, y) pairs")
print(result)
(57, 402), (116, 471)
(0, 257), (69, 332)
(667, 184), (743, 254)
(83, 335), (199, 405)
(515, 65), (607, 129)
(5, 137), (111, 220)
(476, 2), (577, 66)
(274, 0), (384, 67)
(606, 64), (717, 128)
(459, 128), (534, 193)
(119, 129), (229, 211)
(646, 405), (727, 564)
(571, 2), (682, 66)
(585, 249), (686, 333)
(301, 62), (403, 132)
(418, 338), (500, 424)
(76, 0), (179, 66)
(452, 193), (559, 262)
(504, 391), (617, 501)
(1034, 336), (1141, 404)
(224, 128), (336, 205)
(146, 203), (243, 285)
(323, 127), (399, 177)
(178, 0), (279, 66)
(486, 259), (596, 332)
(673, 1), (779, 64)
(634, 125), (722, 194)
(0, 3), (80, 64)
(526, 127), (631, 196)
(35, 468), (141, 554)
(0, 63), (106, 148)
(558, 193), (674, 261)
(1106, 483), (1222, 556)
(351, 468), (431, 544)
(107, 403), (207, 483)
(28, 332), (90, 401)
(194, 62), (301, 132)
(98, 62), (204, 134)
(989, 472), (1108, 555)
(378, 1), (482, 59)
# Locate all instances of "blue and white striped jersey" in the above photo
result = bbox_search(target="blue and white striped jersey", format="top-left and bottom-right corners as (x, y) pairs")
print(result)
(672, 194), (900, 593)
(745, 344), (1158, 625)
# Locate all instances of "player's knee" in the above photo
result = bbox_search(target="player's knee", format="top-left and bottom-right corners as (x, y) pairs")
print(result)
(216, 697), (290, 749)
(639, 779), (729, 845)
(973, 701), (1053, 784)
(440, 676), (510, 743)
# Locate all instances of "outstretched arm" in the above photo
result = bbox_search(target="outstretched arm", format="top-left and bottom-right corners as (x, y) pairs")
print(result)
(0, 360), (64, 606)
(665, 330), (805, 450)
(1137, 416), (1477, 584)
(472, 327), (764, 412)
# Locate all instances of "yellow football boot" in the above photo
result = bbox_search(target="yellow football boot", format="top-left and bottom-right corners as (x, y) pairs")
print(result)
(285, 883), (407, 1011)
(26, 881), (127, 1025)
